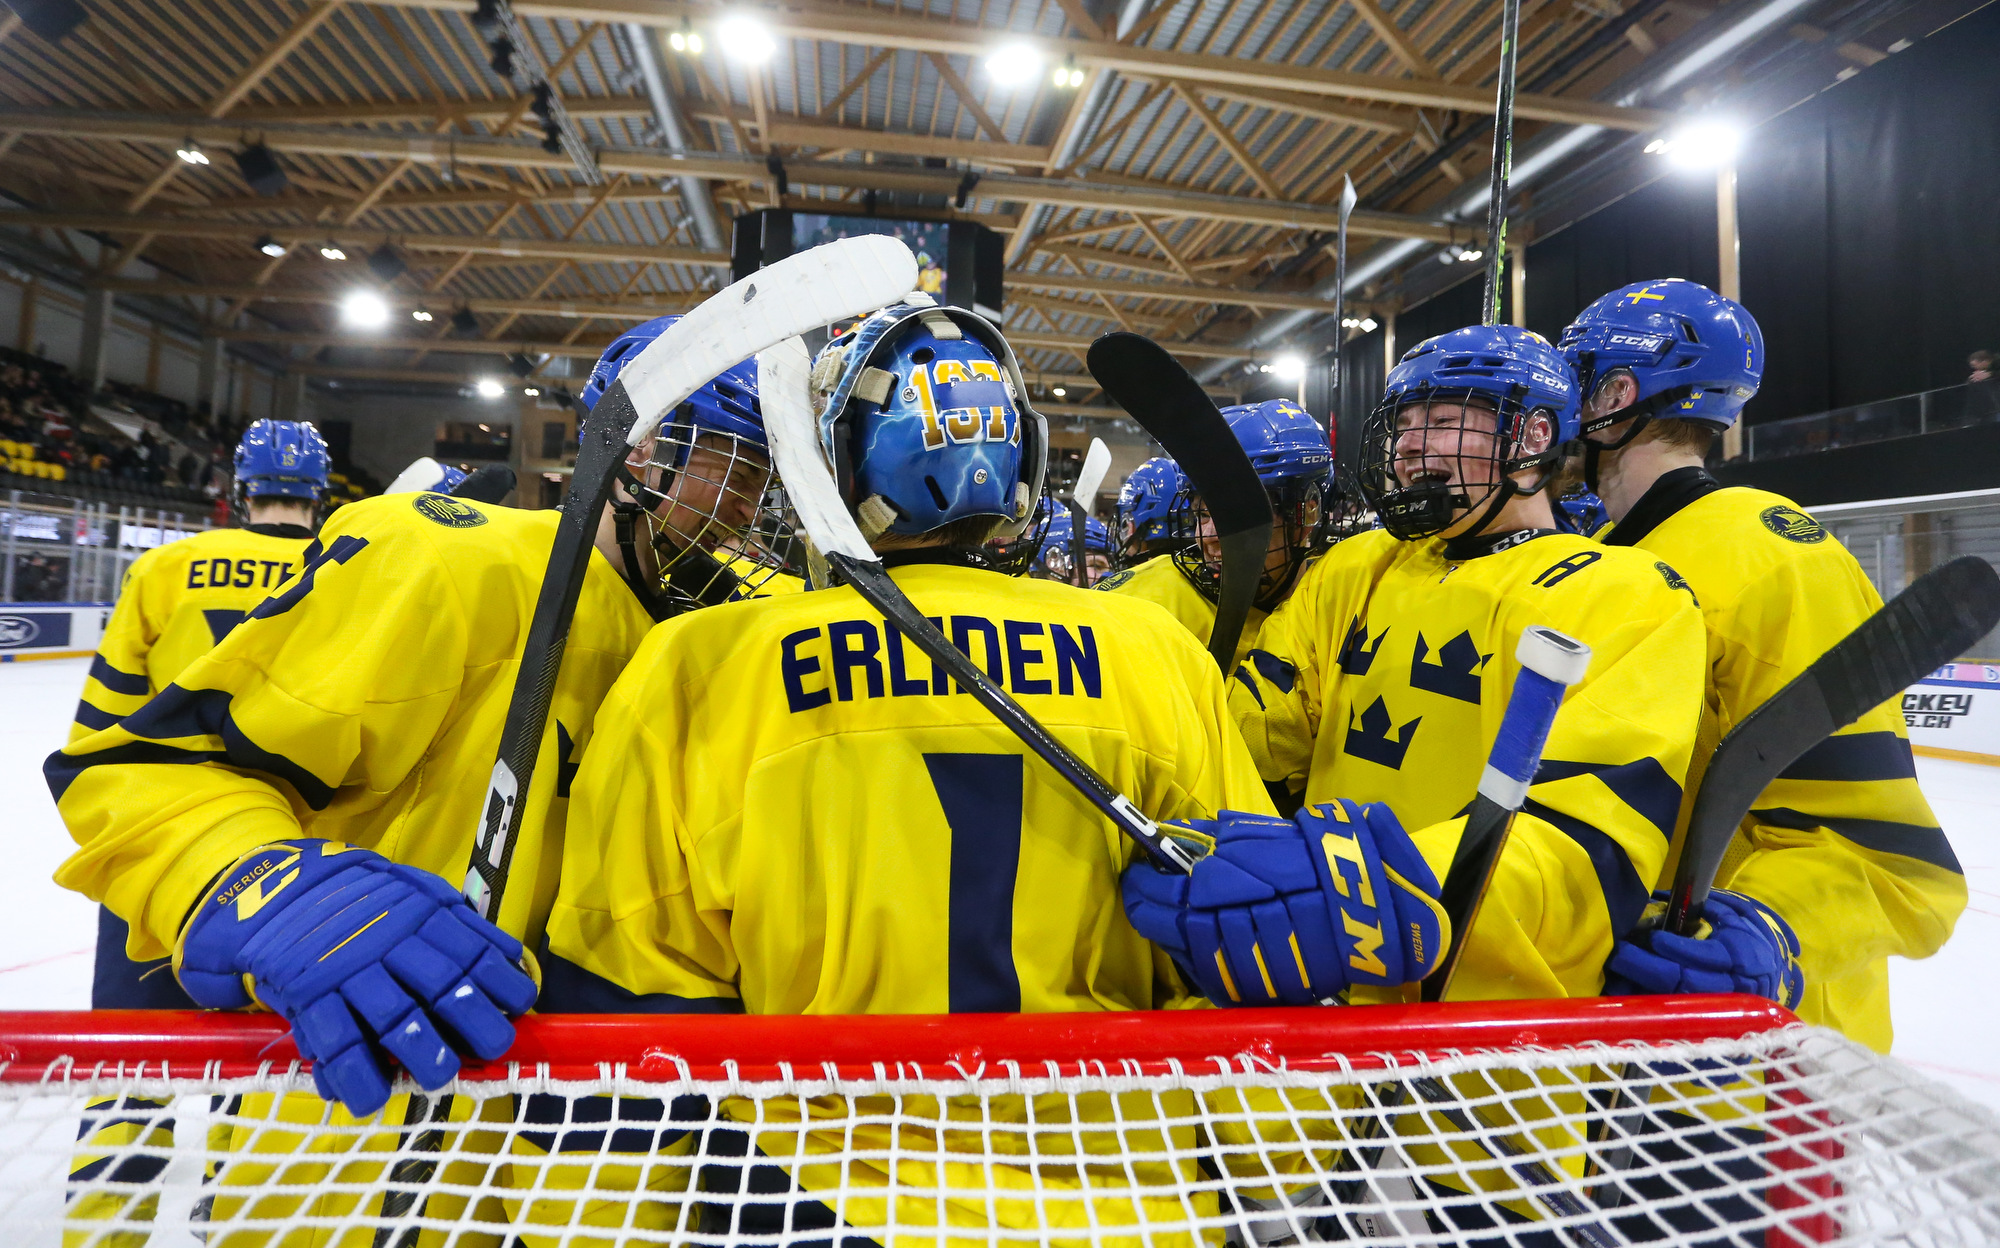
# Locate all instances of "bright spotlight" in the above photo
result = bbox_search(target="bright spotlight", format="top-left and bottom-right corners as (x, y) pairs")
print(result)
(670, 16), (703, 53)
(1651, 119), (1743, 169)
(1051, 385), (1067, 398)
(1459, 247), (1484, 263)
(340, 289), (390, 329)
(175, 139), (209, 166)
(1360, 316), (1378, 332)
(524, 387), (541, 396)
(476, 378), (507, 399)
(412, 307), (434, 322)
(984, 42), (1041, 86)
(1272, 354), (1305, 381)
(255, 234), (287, 258)
(319, 243), (347, 260)
(717, 14), (775, 63)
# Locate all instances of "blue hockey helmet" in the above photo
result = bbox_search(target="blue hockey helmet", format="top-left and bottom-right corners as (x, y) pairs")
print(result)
(581, 314), (765, 454)
(1170, 400), (1335, 610)
(1032, 507), (1111, 581)
(1225, 399), (1333, 484)
(234, 419), (331, 501)
(811, 294), (1048, 542)
(1360, 325), (1579, 541)
(1117, 457), (1186, 551)
(1559, 279), (1763, 434)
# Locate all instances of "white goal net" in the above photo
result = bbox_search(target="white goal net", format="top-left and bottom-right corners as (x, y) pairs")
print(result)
(2, 997), (1997, 1247)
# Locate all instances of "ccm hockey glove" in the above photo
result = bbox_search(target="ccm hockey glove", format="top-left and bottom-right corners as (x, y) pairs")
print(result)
(174, 840), (539, 1117)
(1604, 889), (1804, 1010)
(1122, 801), (1450, 1007)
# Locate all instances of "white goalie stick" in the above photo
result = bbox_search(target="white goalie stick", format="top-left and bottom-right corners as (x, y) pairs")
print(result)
(1066, 437), (1111, 585)
(372, 236), (918, 1248)
(760, 337), (1201, 875)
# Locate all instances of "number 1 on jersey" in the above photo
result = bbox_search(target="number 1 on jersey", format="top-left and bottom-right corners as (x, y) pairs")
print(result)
(923, 752), (1024, 1014)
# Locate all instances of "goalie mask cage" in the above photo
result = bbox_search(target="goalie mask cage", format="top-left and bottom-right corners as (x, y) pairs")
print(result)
(3, 995), (1997, 1247)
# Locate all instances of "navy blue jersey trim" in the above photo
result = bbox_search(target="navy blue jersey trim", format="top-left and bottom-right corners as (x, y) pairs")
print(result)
(1520, 799), (1653, 937)
(45, 685), (335, 809)
(1750, 806), (1961, 874)
(88, 656), (149, 697)
(1533, 758), (1683, 840)
(1776, 732), (1917, 783)
(536, 948), (745, 1015)
(72, 700), (122, 732)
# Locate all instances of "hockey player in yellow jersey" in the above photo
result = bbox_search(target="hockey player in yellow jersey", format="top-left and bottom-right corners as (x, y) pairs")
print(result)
(1099, 400), (1335, 669)
(1216, 325), (1710, 1004)
(543, 296), (1309, 1247)
(66, 419), (326, 1011)
(1561, 279), (1961, 1051)
(47, 320), (788, 1243)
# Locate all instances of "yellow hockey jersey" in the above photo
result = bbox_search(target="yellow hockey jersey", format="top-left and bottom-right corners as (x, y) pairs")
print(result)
(1230, 526), (1707, 1002)
(546, 559), (1274, 1247)
(1095, 553), (1267, 670)
(1602, 472), (1963, 1050)
(70, 525), (313, 743)
(50, 493), (654, 959)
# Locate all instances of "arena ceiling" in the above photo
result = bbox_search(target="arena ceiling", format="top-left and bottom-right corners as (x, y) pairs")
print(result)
(0, 0), (1924, 415)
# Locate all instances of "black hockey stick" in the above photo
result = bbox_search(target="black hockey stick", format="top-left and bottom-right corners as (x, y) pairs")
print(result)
(760, 337), (1201, 874)
(1329, 174), (1356, 443)
(1480, 0), (1522, 327)
(1086, 332), (1272, 672)
(1665, 553), (2000, 936)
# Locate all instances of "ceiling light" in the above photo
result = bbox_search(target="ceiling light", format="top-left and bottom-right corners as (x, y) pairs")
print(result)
(340, 289), (390, 329)
(670, 16), (703, 53)
(1052, 56), (1084, 88)
(985, 42), (1041, 86)
(255, 234), (287, 258)
(478, 423), (492, 432)
(1360, 316), (1378, 332)
(524, 387), (541, 396)
(717, 14), (775, 63)
(1459, 247), (1484, 262)
(175, 139), (208, 166)
(319, 242), (347, 260)
(1052, 385), (1067, 397)
(476, 378), (506, 399)
(1654, 118), (1744, 169)
(1272, 354), (1305, 381)
(412, 307), (434, 322)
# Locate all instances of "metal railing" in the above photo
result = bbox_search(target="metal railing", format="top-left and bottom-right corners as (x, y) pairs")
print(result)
(1816, 487), (2000, 661)
(1745, 382), (2000, 461)
(0, 489), (210, 604)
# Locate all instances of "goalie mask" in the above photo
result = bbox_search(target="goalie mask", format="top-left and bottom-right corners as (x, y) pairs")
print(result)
(1170, 400), (1334, 612)
(581, 315), (790, 620)
(810, 294), (1048, 550)
(1359, 325), (1579, 543)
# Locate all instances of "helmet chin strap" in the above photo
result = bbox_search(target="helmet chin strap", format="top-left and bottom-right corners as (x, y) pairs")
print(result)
(611, 463), (674, 623)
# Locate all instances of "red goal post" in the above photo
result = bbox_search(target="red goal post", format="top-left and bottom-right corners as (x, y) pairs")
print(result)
(1, 995), (1995, 1246)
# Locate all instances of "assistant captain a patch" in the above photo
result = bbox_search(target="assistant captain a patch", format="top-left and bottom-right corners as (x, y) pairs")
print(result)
(1759, 505), (1826, 544)
(412, 493), (489, 529)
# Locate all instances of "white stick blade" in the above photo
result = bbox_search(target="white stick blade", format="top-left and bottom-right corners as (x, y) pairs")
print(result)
(758, 337), (879, 565)
(617, 235), (919, 446)
(1074, 438), (1112, 506)
(1339, 174), (1357, 218)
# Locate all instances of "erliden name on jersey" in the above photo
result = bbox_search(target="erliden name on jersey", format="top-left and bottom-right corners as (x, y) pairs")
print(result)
(781, 616), (1102, 712)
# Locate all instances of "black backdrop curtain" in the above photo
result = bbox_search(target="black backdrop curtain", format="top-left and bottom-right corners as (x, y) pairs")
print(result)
(1337, 1), (2000, 433)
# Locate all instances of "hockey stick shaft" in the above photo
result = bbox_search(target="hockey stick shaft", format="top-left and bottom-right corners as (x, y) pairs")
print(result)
(1085, 332), (1272, 672)
(1330, 175), (1356, 440)
(1665, 553), (2000, 936)
(1422, 625), (1591, 1001)
(1481, 0), (1521, 327)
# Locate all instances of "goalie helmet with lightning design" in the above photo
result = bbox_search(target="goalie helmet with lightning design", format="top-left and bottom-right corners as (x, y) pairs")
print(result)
(1116, 456), (1187, 560)
(580, 314), (790, 620)
(1559, 278), (1763, 487)
(1359, 325), (1579, 542)
(233, 419), (331, 502)
(810, 293), (1049, 550)
(1170, 399), (1333, 612)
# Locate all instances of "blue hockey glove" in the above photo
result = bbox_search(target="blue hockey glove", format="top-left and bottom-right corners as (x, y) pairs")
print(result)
(1122, 801), (1450, 1007)
(174, 840), (539, 1117)
(1604, 889), (1804, 1010)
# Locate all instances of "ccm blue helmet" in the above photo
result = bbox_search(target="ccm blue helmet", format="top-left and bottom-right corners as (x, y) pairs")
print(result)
(1559, 278), (1763, 436)
(1360, 325), (1579, 542)
(1033, 508), (1112, 583)
(581, 315), (785, 620)
(234, 420), (330, 502)
(1117, 457), (1186, 559)
(1172, 399), (1335, 611)
(811, 294), (1048, 546)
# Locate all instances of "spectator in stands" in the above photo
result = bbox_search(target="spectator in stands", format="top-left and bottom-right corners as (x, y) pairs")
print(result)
(1971, 350), (1995, 384)
(1971, 350), (2000, 419)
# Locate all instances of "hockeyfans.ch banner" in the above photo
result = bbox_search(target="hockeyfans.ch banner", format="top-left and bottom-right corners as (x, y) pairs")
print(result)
(1906, 663), (2000, 762)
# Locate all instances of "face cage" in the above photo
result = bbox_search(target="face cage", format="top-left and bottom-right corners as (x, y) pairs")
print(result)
(1167, 476), (1326, 612)
(1358, 385), (1560, 542)
(983, 488), (1058, 578)
(619, 421), (793, 616)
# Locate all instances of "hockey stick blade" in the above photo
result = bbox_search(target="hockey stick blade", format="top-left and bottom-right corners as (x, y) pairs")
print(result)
(1665, 553), (2000, 936)
(759, 336), (1201, 875)
(1422, 625), (1591, 1002)
(465, 235), (917, 924)
(1086, 332), (1271, 671)
(1067, 438), (1113, 585)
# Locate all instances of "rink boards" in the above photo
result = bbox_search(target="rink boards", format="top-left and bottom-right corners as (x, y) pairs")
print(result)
(0, 602), (109, 662)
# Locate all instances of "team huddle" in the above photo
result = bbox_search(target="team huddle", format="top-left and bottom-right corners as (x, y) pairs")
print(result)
(46, 275), (1964, 1239)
